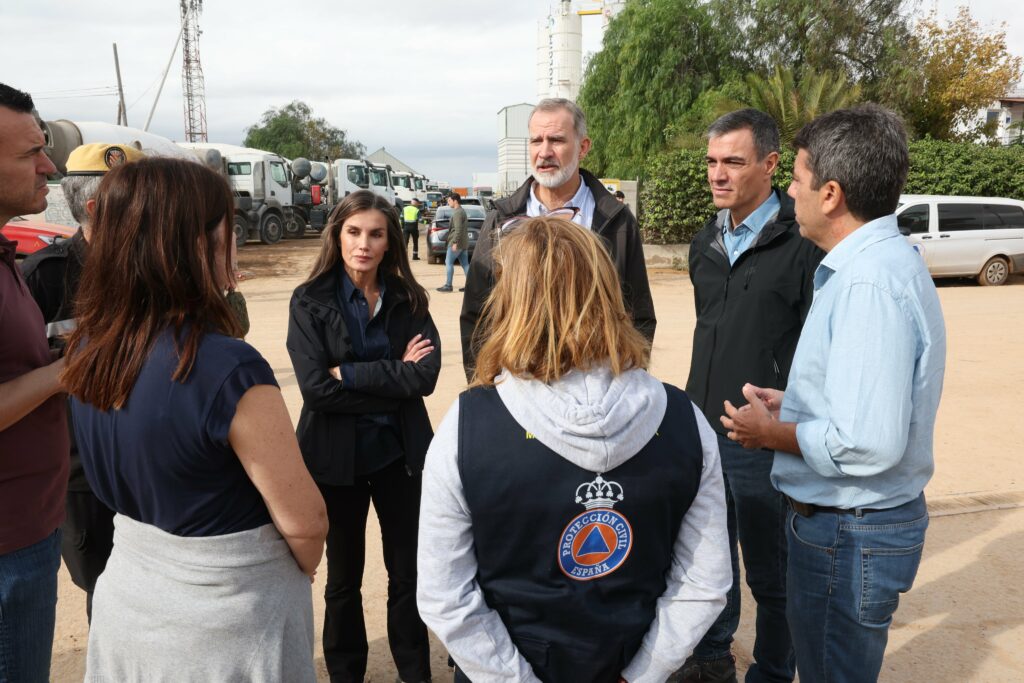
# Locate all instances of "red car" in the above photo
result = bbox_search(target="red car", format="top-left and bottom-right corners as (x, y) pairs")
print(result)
(0, 218), (77, 257)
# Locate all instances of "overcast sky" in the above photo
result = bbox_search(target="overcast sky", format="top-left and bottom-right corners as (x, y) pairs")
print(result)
(2, 1), (1021, 185)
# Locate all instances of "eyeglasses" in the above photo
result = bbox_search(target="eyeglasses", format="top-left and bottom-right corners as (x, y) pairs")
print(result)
(498, 206), (580, 236)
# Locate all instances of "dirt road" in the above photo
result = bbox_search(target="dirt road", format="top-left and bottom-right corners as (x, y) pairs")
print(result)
(50, 236), (1024, 682)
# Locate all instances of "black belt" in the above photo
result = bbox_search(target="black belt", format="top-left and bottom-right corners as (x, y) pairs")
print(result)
(784, 495), (882, 517)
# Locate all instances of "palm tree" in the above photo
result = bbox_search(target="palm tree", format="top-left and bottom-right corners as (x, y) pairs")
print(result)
(745, 66), (862, 145)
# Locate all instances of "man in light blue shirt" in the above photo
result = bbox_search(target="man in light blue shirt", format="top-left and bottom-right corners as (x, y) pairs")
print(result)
(720, 104), (945, 683)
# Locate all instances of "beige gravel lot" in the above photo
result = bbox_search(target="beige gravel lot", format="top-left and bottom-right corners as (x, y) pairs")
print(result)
(50, 236), (1024, 682)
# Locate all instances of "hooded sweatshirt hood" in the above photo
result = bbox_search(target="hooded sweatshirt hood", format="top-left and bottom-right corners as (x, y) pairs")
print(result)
(494, 365), (667, 474)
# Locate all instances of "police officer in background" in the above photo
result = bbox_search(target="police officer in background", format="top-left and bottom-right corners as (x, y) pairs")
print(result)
(402, 197), (423, 260)
(21, 141), (145, 620)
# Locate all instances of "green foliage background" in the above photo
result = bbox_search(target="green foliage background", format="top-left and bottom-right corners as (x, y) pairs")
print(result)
(639, 142), (1024, 244)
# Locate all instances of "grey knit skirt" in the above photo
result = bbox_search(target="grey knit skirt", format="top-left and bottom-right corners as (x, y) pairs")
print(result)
(85, 514), (316, 682)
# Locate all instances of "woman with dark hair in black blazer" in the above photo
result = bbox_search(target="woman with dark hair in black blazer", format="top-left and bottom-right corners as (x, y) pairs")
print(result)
(287, 189), (439, 683)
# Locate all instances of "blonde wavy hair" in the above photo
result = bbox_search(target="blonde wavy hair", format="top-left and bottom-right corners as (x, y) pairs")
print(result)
(472, 216), (650, 386)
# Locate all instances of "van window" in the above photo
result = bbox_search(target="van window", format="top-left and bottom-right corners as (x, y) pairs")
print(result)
(897, 204), (929, 234)
(347, 165), (368, 188)
(227, 162), (251, 175)
(986, 204), (1024, 229)
(937, 204), (985, 232)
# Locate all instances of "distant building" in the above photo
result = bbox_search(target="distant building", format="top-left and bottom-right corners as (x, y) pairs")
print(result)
(498, 103), (534, 196)
(367, 147), (420, 175)
(977, 85), (1024, 145)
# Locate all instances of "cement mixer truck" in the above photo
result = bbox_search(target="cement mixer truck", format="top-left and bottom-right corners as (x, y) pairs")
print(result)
(180, 142), (328, 246)
(31, 119), (199, 227)
(42, 119), (196, 172)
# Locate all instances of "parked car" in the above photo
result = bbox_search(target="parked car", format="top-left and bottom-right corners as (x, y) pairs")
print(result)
(427, 205), (486, 264)
(896, 195), (1024, 286)
(1, 217), (77, 257)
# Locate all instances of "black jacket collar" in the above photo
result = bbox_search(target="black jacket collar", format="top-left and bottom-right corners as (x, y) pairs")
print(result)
(297, 266), (407, 314)
(493, 168), (625, 234)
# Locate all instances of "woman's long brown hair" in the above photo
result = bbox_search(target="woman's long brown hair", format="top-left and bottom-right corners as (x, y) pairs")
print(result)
(302, 190), (428, 314)
(62, 157), (240, 410)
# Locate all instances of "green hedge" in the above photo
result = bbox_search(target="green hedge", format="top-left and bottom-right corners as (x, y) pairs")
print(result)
(639, 140), (1024, 244)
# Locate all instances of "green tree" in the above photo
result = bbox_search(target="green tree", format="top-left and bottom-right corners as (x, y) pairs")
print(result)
(745, 66), (862, 145)
(902, 7), (1023, 141)
(577, 0), (736, 178)
(715, 0), (916, 95)
(243, 101), (365, 161)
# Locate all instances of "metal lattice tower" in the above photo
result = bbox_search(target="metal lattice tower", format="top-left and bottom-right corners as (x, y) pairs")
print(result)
(180, 0), (207, 142)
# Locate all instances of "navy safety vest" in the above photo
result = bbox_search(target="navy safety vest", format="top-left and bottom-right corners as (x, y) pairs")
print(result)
(457, 383), (704, 683)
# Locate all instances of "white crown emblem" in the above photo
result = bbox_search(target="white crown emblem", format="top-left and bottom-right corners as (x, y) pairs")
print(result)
(574, 474), (624, 510)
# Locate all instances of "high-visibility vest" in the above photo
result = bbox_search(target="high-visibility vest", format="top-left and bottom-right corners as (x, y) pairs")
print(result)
(403, 205), (420, 223)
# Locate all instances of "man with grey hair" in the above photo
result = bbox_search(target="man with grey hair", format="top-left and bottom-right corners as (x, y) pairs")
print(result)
(681, 108), (821, 683)
(722, 104), (945, 683)
(21, 141), (144, 622)
(460, 98), (655, 379)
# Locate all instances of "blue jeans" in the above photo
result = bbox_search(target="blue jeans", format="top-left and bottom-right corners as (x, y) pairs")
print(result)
(786, 494), (928, 683)
(0, 529), (62, 682)
(693, 434), (794, 683)
(444, 245), (469, 287)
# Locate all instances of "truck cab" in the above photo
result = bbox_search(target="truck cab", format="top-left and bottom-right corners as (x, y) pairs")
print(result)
(368, 163), (400, 211)
(412, 174), (429, 202)
(392, 170), (416, 204)
(180, 142), (314, 247)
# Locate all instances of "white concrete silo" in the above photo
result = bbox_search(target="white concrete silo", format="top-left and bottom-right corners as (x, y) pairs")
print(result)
(537, 1), (583, 101)
(537, 20), (551, 102)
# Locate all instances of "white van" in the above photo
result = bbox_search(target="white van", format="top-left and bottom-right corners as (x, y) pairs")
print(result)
(896, 195), (1024, 286)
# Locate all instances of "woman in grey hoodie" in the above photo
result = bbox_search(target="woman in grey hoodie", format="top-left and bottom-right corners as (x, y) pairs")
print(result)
(417, 216), (731, 683)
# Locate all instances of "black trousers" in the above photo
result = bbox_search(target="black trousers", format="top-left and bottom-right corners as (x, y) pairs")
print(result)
(404, 223), (420, 257)
(320, 459), (430, 683)
(60, 490), (115, 622)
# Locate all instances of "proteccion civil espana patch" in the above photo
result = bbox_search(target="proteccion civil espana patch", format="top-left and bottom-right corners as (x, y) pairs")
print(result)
(557, 473), (632, 581)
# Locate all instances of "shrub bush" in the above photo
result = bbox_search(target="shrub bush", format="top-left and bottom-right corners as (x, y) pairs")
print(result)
(639, 140), (1024, 244)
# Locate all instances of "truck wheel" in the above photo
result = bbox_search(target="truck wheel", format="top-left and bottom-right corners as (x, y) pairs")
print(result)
(284, 214), (304, 239)
(259, 214), (283, 245)
(233, 215), (248, 248)
(977, 256), (1010, 286)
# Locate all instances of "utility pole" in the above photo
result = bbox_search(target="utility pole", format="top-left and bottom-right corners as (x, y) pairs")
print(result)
(145, 27), (183, 132)
(112, 43), (128, 126)
(180, 0), (208, 142)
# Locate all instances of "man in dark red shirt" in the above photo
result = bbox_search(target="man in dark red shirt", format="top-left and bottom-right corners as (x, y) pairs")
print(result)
(0, 82), (69, 682)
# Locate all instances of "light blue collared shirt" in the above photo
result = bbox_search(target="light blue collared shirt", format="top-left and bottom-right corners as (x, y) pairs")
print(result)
(526, 175), (596, 229)
(722, 192), (780, 265)
(772, 215), (946, 509)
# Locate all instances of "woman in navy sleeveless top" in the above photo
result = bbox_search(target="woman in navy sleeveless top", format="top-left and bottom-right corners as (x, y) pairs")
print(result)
(287, 190), (440, 683)
(63, 157), (327, 682)
(417, 217), (732, 683)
